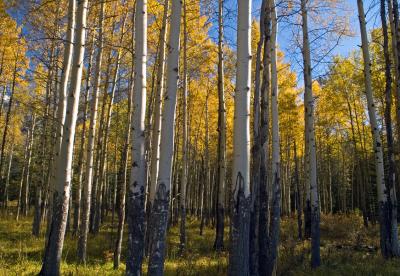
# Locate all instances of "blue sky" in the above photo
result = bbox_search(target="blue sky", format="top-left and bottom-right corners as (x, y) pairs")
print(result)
(216, 0), (379, 80)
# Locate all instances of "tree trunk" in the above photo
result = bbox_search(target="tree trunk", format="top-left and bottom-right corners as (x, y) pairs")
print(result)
(94, 16), (125, 233)
(179, 0), (188, 255)
(77, 1), (105, 264)
(266, 2), (281, 273)
(301, 0), (320, 268)
(0, 55), (18, 204)
(380, 0), (400, 257)
(294, 141), (302, 240)
(357, 0), (391, 259)
(40, 0), (88, 273)
(249, 1), (266, 273)
(148, 0), (182, 274)
(114, 60), (134, 270)
(146, 0), (169, 255)
(258, 2), (271, 274)
(228, 1), (252, 275)
(126, 0), (148, 274)
(73, 35), (94, 236)
(3, 144), (13, 209)
(214, 0), (226, 252)
(22, 113), (36, 217)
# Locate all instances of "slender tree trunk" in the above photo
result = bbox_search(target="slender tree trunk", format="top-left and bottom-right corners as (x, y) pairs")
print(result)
(266, 2), (281, 273)
(77, 1), (105, 263)
(390, 0), (400, 146)
(73, 35), (94, 236)
(17, 116), (35, 221)
(301, 0), (320, 268)
(114, 63), (134, 270)
(294, 141), (302, 240)
(45, 0), (74, 234)
(148, 0), (182, 274)
(214, 0), (226, 252)
(126, 0), (148, 274)
(146, 0), (168, 255)
(229, 1), (252, 275)
(381, 0), (400, 257)
(94, 17), (125, 233)
(357, 0), (392, 259)
(258, 3), (272, 274)
(3, 144), (13, 209)
(40, 0), (88, 273)
(249, 2), (266, 273)
(22, 114), (36, 217)
(179, 0), (188, 255)
(0, 55), (17, 204)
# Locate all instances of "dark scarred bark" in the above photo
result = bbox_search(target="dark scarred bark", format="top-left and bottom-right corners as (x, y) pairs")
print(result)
(148, 183), (170, 275)
(229, 174), (251, 276)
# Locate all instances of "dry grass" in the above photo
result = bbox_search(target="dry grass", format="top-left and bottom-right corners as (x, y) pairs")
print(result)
(0, 209), (400, 275)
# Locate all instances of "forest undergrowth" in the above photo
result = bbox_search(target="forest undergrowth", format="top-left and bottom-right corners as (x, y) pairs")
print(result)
(1, 207), (399, 275)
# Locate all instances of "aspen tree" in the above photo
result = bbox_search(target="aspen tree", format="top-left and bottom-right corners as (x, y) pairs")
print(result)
(357, 0), (392, 259)
(77, 1), (105, 263)
(94, 14), (126, 233)
(259, 2), (272, 273)
(301, 0), (320, 268)
(148, 0), (182, 274)
(380, 0), (400, 257)
(267, 0), (281, 273)
(126, 0), (147, 273)
(179, 0), (188, 254)
(40, 0), (89, 273)
(228, 0), (252, 275)
(0, 52), (17, 205)
(249, 1), (267, 273)
(3, 143), (13, 208)
(214, 0), (226, 252)
(114, 59), (135, 271)
(388, 0), (400, 144)
(73, 35), (95, 236)
(146, 0), (169, 255)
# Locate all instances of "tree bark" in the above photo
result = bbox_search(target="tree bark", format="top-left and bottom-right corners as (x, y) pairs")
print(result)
(214, 0), (226, 252)
(380, 0), (400, 257)
(228, 1), (252, 275)
(73, 35), (94, 236)
(179, 0), (188, 255)
(266, 2), (281, 273)
(146, 0), (169, 255)
(148, 0), (182, 274)
(126, 0), (148, 274)
(301, 0), (320, 268)
(258, 2), (271, 274)
(40, 0), (88, 273)
(357, 0), (392, 259)
(0, 54), (18, 204)
(77, 1), (105, 263)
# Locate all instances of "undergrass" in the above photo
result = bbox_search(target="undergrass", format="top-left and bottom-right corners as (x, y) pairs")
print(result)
(0, 209), (400, 275)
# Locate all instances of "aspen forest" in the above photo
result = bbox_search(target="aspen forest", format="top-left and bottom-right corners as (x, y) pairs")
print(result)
(4, 0), (400, 275)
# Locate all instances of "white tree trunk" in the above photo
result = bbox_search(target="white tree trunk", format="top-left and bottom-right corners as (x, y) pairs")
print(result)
(40, 0), (88, 274)
(77, 1), (105, 263)
(267, 1), (281, 273)
(148, 0), (182, 274)
(301, 0), (320, 268)
(229, 0), (252, 275)
(357, 0), (391, 258)
(126, 0), (147, 274)
(149, 0), (169, 206)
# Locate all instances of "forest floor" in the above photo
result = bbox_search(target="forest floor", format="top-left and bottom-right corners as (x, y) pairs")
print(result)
(1, 209), (400, 275)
